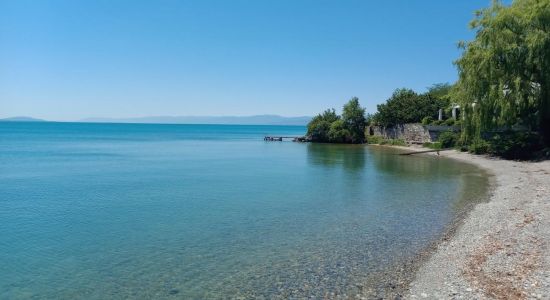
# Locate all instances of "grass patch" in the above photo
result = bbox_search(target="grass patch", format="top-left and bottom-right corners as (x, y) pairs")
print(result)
(379, 138), (407, 146)
(367, 136), (408, 146)
(366, 135), (384, 144)
(423, 142), (442, 150)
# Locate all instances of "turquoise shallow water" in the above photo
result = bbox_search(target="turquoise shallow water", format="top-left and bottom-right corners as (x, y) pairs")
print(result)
(0, 122), (487, 299)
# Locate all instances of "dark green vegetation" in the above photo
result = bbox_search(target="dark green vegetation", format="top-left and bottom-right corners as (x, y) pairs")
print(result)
(307, 98), (367, 143)
(438, 131), (459, 149)
(422, 142), (442, 150)
(366, 136), (407, 146)
(422, 131), (459, 150)
(371, 85), (452, 127)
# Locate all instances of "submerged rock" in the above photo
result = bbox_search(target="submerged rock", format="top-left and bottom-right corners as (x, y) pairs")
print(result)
(168, 289), (179, 295)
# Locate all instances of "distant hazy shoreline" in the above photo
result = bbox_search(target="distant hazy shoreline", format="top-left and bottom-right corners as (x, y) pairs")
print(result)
(0, 115), (312, 126)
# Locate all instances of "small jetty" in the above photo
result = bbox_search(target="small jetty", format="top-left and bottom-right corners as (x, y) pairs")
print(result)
(264, 136), (307, 142)
(398, 149), (451, 156)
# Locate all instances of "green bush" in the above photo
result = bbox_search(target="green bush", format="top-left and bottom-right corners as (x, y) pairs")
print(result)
(388, 139), (407, 146)
(307, 98), (366, 144)
(366, 135), (384, 144)
(421, 116), (433, 125)
(328, 119), (350, 143)
(307, 120), (332, 142)
(489, 131), (544, 160)
(430, 120), (444, 126)
(366, 136), (407, 146)
(438, 131), (458, 148)
(469, 138), (491, 154)
(443, 118), (456, 126)
(462, 132), (545, 159)
(423, 142), (442, 149)
(379, 139), (406, 146)
(307, 109), (338, 142)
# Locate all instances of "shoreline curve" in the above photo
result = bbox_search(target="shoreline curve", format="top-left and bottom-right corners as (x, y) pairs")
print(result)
(391, 147), (550, 299)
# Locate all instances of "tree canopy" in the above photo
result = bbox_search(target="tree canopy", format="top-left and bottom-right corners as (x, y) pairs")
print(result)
(307, 98), (367, 144)
(427, 83), (453, 100)
(342, 97), (367, 143)
(372, 88), (449, 126)
(307, 109), (339, 142)
(454, 0), (550, 144)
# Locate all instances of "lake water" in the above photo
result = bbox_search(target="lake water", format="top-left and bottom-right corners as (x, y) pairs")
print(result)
(0, 122), (488, 299)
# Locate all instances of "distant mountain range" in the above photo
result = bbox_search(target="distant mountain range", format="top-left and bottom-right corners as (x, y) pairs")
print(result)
(1, 115), (311, 125)
(80, 115), (311, 126)
(0, 116), (46, 122)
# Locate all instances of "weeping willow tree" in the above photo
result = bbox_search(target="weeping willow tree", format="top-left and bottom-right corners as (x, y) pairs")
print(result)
(454, 0), (550, 144)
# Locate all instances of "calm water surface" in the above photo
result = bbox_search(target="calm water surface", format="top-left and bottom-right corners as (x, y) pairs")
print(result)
(0, 122), (488, 299)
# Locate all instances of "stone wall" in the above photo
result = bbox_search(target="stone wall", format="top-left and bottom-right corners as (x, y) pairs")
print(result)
(368, 124), (459, 144)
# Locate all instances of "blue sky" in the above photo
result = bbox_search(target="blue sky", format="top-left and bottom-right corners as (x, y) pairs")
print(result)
(1, 0), (494, 121)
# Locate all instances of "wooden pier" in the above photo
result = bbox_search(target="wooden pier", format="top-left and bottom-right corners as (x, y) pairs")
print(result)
(264, 136), (307, 142)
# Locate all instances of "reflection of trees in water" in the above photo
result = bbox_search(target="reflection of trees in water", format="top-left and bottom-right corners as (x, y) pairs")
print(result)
(306, 143), (365, 172)
(369, 146), (489, 214)
(369, 147), (450, 180)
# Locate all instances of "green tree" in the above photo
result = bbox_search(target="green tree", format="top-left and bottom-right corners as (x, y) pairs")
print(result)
(328, 119), (350, 143)
(306, 99), (367, 144)
(455, 0), (550, 144)
(307, 109), (339, 142)
(427, 83), (453, 100)
(374, 89), (447, 126)
(342, 97), (367, 143)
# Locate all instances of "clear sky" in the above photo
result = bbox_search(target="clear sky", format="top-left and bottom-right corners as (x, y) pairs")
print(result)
(1, 0), (494, 121)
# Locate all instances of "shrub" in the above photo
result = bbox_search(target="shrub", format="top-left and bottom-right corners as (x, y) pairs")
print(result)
(307, 120), (332, 142)
(388, 139), (407, 146)
(438, 130), (458, 148)
(328, 119), (350, 143)
(421, 116), (433, 125)
(366, 136), (408, 146)
(430, 120), (444, 126)
(379, 138), (407, 146)
(469, 138), (490, 154)
(307, 109), (339, 142)
(443, 118), (456, 126)
(366, 135), (384, 144)
(489, 131), (544, 160)
(423, 142), (442, 149)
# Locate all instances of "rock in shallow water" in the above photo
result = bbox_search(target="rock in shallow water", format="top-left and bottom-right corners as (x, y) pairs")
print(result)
(168, 289), (179, 295)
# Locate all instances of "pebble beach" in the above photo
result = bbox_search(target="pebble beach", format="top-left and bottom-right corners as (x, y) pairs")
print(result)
(407, 150), (550, 299)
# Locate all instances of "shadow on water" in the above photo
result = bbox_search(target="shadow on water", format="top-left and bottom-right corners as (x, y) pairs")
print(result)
(305, 143), (366, 172)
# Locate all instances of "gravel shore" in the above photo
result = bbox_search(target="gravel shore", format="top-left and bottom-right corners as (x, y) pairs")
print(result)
(406, 150), (550, 300)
